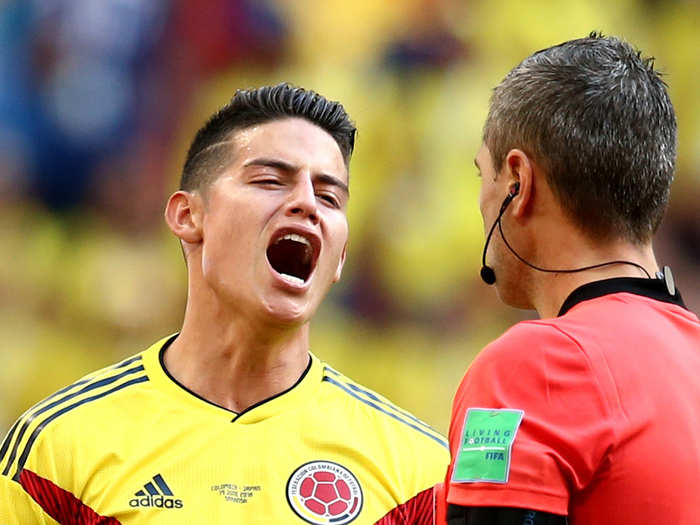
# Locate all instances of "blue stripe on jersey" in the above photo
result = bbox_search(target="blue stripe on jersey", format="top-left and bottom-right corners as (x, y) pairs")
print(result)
(113, 355), (143, 369)
(1, 364), (145, 477)
(0, 420), (20, 473)
(324, 366), (440, 437)
(153, 474), (173, 496)
(12, 375), (149, 481)
(322, 375), (448, 449)
(0, 355), (142, 467)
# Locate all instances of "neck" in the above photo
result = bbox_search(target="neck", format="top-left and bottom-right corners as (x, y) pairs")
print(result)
(164, 287), (311, 413)
(529, 240), (658, 319)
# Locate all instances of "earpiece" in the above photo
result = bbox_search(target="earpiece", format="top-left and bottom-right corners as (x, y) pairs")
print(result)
(509, 182), (520, 197)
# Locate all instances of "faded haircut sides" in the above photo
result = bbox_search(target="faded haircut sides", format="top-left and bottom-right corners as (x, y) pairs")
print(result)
(180, 83), (356, 192)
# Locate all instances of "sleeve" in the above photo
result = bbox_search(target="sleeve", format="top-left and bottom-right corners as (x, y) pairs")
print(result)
(0, 416), (116, 525)
(445, 504), (567, 524)
(434, 482), (447, 525)
(374, 436), (450, 524)
(0, 463), (60, 524)
(373, 486), (436, 525)
(444, 322), (615, 515)
(442, 491), (568, 525)
(0, 417), (57, 524)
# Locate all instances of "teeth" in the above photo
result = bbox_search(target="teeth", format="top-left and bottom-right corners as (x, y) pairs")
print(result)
(279, 273), (305, 286)
(280, 233), (311, 247)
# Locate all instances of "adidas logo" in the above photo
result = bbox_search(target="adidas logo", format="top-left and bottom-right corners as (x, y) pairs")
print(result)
(129, 474), (183, 509)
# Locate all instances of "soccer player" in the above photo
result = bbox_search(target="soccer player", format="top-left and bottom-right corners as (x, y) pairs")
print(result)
(441, 34), (700, 524)
(0, 84), (448, 524)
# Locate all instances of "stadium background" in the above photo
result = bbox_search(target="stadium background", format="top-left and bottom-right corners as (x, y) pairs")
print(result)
(1, 0), (698, 436)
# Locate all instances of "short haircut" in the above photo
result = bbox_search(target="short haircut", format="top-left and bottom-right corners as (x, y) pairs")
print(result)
(484, 32), (677, 243)
(180, 83), (356, 191)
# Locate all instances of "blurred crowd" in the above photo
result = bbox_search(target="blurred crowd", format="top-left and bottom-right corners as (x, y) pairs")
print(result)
(1, 0), (699, 434)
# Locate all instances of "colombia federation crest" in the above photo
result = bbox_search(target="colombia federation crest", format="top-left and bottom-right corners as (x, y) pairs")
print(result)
(286, 460), (363, 524)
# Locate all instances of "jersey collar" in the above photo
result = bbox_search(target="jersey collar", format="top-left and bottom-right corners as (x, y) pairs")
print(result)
(558, 276), (687, 317)
(141, 334), (323, 424)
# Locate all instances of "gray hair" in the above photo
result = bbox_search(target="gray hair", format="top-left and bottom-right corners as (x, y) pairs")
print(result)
(484, 32), (677, 243)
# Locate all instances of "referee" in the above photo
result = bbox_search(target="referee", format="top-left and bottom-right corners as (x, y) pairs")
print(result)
(442, 33), (700, 524)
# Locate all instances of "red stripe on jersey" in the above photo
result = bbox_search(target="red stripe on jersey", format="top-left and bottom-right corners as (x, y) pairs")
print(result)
(19, 469), (121, 525)
(374, 486), (433, 525)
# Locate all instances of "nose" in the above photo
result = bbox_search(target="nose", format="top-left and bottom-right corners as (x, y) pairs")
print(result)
(286, 175), (319, 224)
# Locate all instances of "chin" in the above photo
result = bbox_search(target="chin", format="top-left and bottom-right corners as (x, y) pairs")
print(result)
(260, 298), (315, 327)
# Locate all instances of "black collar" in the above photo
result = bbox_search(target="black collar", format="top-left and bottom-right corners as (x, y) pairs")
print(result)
(558, 276), (687, 317)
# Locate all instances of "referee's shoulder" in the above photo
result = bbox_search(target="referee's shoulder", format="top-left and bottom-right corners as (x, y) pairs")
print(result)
(481, 318), (583, 362)
(318, 362), (448, 452)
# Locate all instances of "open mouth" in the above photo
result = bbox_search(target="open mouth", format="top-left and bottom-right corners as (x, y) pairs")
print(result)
(266, 232), (318, 286)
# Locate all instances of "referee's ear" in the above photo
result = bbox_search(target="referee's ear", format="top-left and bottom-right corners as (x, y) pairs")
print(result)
(165, 190), (204, 245)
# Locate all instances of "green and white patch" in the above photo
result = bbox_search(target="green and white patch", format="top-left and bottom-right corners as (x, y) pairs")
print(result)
(452, 408), (524, 483)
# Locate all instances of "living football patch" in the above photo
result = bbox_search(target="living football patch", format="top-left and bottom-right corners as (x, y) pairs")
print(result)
(452, 408), (524, 483)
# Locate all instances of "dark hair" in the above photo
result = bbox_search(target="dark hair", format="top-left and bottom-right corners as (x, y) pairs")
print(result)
(180, 83), (356, 191)
(483, 32), (677, 243)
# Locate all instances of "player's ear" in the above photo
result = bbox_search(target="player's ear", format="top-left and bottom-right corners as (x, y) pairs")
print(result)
(165, 190), (203, 244)
(504, 149), (534, 219)
(332, 242), (348, 283)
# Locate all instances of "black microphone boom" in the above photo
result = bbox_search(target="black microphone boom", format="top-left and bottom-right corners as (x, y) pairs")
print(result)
(479, 190), (651, 285)
(480, 191), (516, 285)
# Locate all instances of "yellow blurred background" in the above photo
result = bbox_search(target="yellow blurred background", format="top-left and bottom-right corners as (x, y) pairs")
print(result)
(1, 0), (699, 436)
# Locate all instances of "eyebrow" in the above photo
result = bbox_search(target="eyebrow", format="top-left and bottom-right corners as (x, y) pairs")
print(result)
(243, 157), (349, 196)
(244, 157), (296, 172)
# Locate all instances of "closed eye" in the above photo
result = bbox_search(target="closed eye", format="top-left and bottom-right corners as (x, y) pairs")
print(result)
(251, 178), (284, 186)
(317, 192), (341, 208)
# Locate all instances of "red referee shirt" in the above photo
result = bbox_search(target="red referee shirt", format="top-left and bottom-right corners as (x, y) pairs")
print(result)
(445, 277), (700, 524)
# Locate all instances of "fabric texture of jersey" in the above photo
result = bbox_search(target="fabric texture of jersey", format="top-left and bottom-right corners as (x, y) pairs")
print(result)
(445, 277), (700, 524)
(1, 336), (448, 524)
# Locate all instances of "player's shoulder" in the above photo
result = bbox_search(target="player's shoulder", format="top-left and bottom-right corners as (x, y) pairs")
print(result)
(318, 361), (448, 453)
(0, 352), (149, 480)
(8, 351), (148, 427)
(27, 351), (149, 425)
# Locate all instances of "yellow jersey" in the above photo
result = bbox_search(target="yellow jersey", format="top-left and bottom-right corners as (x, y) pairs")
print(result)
(0, 336), (448, 524)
